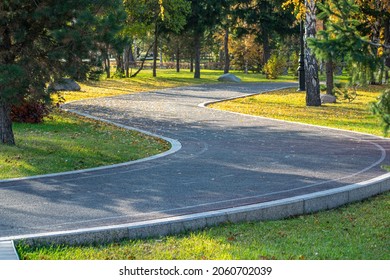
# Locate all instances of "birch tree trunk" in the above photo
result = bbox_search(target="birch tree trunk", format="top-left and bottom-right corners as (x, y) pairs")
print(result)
(305, 0), (321, 106)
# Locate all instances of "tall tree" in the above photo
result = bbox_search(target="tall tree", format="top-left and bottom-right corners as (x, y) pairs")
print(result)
(186, 0), (227, 79)
(124, 0), (190, 77)
(283, 0), (321, 106)
(236, 0), (298, 66)
(94, 0), (127, 78)
(304, 0), (321, 106)
(0, 0), (108, 145)
(310, 0), (390, 85)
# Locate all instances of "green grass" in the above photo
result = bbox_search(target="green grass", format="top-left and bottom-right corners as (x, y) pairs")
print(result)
(17, 191), (390, 260)
(59, 69), (295, 102)
(210, 85), (389, 137)
(0, 110), (170, 179)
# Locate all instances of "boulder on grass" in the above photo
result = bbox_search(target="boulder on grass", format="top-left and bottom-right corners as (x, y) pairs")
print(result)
(49, 78), (81, 91)
(218, 73), (242, 83)
(320, 94), (337, 104)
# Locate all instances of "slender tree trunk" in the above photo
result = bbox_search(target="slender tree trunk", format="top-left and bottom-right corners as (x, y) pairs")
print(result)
(0, 27), (16, 145)
(224, 26), (230, 74)
(326, 59), (334, 95)
(194, 32), (201, 79)
(190, 55), (194, 73)
(115, 53), (124, 76)
(304, 0), (321, 106)
(0, 99), (15, 145)
(262, 32), (271, 64)
(176, 43), (180, 73)
(124, 44), (131, 78)
(153, 24), (158, 78)
(131, 44), (154, 78)
(103, 46), (111, 79)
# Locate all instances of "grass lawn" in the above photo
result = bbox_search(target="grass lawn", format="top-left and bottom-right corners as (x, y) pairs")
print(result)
(17, 191), (390, 260)
(210, 84), (389, 137)
(58, 69), (296, 102)
(1, 110), (170, 180)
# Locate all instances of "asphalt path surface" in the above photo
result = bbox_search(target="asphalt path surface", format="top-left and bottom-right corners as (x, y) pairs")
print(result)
(1, 82), (390, 239)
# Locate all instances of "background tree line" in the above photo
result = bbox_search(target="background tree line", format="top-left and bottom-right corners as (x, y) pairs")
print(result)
(1, 0), (389, 145)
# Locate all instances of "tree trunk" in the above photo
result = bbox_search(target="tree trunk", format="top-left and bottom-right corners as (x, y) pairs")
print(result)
(0, 99), (15, 145)
(262, 32), (271, 65)
(131, 43), (154, 78)
(194, 32), (201, 79)
(153, 24), (158, 78)
(190, 55), (194, 73)
(326, 59), (334, 95)
(224, 26), (230, 74)
(176, 43), (180, 73)
(103, 46), (111, 79)
(304, 0), (321, 106)
(124, 44), (131, 78)
(115, 53), (124, 76)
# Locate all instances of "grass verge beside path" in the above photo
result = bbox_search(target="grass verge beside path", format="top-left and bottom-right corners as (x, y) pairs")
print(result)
(210, 85), (388, 137)
(17, 192), (390, 260)
(59, 69), (296, 102)
(1, 110), (170, 180)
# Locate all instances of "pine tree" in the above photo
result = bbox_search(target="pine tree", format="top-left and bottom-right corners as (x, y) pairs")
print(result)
(186, 0), (227, 79)
(309, 0), (389, 85)
(0, 0), (110, 145)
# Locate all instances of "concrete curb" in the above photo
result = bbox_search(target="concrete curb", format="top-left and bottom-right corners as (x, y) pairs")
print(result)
(6, 172), (389, 247)
(0, 241), (19, 260)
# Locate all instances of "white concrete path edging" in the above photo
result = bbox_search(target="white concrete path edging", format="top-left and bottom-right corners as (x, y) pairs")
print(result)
(0, 241), (19, 260)
(4, 171), (389, 247)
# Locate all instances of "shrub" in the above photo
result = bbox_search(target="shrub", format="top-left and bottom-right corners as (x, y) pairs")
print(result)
(11, 99), (52, 124)
(263, 53), (287, 79)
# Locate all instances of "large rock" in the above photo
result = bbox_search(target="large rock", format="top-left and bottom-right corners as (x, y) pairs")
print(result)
(49, 78), (81, 91)
(218, 73), (242, 83)
(320, 94), (337, 104)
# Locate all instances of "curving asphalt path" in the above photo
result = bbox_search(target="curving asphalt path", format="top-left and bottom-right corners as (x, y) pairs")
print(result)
(1, 82), (390, 244)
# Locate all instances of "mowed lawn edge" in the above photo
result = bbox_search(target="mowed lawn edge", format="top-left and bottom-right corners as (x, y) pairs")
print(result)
(1, 109), (171, 180)
(209, 85), (389, 137)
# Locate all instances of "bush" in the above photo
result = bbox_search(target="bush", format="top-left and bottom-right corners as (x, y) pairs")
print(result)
(11, 99), (52, 124)
(263, 53), (287, 79)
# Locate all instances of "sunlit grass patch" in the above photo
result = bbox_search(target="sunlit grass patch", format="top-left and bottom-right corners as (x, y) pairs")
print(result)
(57, 69), (295, 102)
(210, 85), (388, 137)
(0, 110), (170, 180)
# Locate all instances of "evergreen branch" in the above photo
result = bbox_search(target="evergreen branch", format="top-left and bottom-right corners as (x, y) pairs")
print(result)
(362, 39), (390, 50)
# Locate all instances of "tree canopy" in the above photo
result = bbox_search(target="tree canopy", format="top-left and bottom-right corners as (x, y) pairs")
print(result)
(1, 0), (389, 144)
